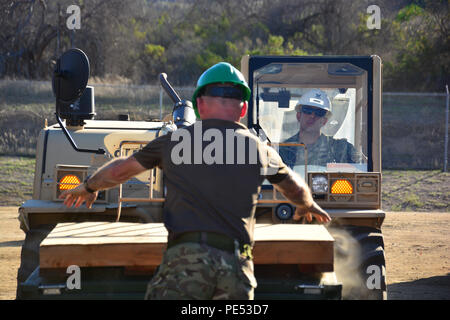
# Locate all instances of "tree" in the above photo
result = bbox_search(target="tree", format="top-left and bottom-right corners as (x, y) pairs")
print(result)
(383, 1), (449, 91)
(1, 0), (447, 91)
(0, 0), (129, 79)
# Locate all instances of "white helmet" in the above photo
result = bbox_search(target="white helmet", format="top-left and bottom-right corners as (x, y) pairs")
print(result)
(295, 89), (332, 114)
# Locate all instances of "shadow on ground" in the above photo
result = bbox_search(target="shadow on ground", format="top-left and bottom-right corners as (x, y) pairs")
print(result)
(388, 274), (450, 300)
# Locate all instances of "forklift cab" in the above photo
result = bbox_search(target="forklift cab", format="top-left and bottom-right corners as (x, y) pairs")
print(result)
(241, 55), (382, 180)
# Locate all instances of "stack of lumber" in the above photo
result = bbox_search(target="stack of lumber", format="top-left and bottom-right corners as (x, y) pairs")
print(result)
(40, 222), (334, 271)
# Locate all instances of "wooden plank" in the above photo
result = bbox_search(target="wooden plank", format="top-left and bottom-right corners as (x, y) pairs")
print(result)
(40, 222), (334, 270)
(254, 224), (333, 241)
(253, 241), (333, 265)
(40, 243), (166, 269)
(253, 224), (333, 267)
(42, 222), (167, 244)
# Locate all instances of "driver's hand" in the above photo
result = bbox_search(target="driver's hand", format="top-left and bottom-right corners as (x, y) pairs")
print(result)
(293, 201), (331, 224)
(59, 184), (98, 209)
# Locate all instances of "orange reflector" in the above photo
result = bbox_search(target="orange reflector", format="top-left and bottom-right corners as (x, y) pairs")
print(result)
(59, 175), (81, 190)
(331, 179), (353, 194)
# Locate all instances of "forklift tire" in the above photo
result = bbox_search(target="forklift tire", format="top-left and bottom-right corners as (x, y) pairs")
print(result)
(330, 226), (387, 300)
(16, 224), (56, 299)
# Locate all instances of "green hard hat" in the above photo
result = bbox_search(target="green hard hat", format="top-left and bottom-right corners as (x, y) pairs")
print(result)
(192, 62), (251, 118)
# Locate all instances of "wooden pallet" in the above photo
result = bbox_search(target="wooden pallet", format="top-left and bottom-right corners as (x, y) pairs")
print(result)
(40, 222), (334, 271)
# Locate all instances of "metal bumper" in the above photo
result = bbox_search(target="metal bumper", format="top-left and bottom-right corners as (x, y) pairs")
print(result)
(18, 199), (162, 232)
(19, 267), (341, 300)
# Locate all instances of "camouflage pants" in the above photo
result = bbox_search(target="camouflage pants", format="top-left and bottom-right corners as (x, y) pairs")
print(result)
(144, 242), (257, 300)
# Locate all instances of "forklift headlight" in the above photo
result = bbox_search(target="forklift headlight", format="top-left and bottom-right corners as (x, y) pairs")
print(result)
(331, 179), (353, 194)
(59, 174), (81, 191)
(54, 165), (88, 200)
(311, 175), (328, 193)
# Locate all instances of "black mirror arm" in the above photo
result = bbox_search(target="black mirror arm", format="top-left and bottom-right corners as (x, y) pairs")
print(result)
(55, 113), (105, 154)
(159, 73), (181, 104)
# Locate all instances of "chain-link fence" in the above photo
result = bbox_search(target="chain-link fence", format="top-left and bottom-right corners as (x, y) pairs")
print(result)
(1, 80), (448, 170)
(382, 91), (448, 170)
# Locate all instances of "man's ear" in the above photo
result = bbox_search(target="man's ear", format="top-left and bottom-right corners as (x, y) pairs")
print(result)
(240, 101), (248, 118)
(196, 97), (204, 116)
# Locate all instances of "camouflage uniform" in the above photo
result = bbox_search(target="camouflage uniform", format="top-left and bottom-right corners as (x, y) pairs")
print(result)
(145, 242), (256, 300)
(278, 133), (363, 168)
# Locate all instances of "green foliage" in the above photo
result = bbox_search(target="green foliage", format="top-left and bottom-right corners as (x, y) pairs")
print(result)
(144, 44), (166, 61)
(266, 35), (284, 55)
(131, 18), (147, 41)
(382, 1), (449, 91)
(195, 50), (223, 71)
(396, 4), (424, 22)
(248, 35), (309, 57)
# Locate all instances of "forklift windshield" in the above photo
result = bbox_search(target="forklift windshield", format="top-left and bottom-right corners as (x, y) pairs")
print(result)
(251, 61), (369, 179)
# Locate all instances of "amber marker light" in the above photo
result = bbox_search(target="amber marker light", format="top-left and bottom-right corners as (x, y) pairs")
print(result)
(59, 174), (81, 191)
(331, 179), (353, 194)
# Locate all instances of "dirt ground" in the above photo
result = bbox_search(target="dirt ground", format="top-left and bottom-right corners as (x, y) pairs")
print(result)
(0, 206), (448, 300)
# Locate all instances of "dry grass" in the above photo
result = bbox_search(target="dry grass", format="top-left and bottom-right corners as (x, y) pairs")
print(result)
(0, 79), (447, 170)
(1, 155), (448, 211)
(0, 79), (194, 156)
(0, 156), (35, 206)
(382, 170), (449, 212)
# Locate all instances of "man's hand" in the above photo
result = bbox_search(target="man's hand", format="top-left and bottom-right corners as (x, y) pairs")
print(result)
(58, 156), (147, 209)
(293, 202), (331, 224)
(59, 184), (98, 209)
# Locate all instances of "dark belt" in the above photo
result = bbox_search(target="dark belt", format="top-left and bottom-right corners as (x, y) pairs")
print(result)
(167, 231), (253, 259)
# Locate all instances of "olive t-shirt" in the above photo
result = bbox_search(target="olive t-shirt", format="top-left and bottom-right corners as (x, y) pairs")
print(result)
(133, 119), (289, 244)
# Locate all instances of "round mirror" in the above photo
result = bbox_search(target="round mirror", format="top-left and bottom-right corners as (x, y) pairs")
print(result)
(52, 48), (90, 105)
